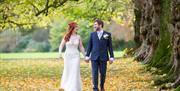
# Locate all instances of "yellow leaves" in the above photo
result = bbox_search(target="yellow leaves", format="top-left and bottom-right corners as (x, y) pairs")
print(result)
(0, 77), (61, 91)
(0, 58), (161, 91)
(104, 58), (159, 91)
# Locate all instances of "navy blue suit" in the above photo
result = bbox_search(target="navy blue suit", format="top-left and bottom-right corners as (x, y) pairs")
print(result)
(86, 31), (114, 91)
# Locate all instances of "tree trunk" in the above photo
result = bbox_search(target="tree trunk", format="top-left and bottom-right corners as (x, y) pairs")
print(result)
(133, 0), (143, 47)
(134, 0), (160, 64)
(134, 0), (180, 89)
(170, 0), (180, 88)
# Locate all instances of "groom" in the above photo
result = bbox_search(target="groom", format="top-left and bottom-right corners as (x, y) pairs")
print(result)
(85, 19), (114, 91)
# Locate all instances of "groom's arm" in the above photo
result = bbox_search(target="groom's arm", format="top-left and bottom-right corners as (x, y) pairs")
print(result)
(108, 33), (114, 60)
(86, 33), (93, 57)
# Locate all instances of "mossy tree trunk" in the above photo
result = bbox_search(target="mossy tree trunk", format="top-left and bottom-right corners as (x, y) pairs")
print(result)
(134, 0), (160, 64)
(170, 0), (180, 88)
(133, 0), (180, 89)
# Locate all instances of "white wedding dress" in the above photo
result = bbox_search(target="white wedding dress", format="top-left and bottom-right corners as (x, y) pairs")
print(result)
(59, 35), (84, 91)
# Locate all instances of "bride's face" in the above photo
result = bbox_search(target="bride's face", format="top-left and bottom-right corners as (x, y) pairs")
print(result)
(73, 25), (78, 33)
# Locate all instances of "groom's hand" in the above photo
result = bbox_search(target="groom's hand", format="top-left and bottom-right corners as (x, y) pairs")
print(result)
(85, 56), (90, 63)
(109, 58), (114, 64)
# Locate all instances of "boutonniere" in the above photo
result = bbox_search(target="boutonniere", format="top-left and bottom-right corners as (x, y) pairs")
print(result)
(103, 34), (109, 39)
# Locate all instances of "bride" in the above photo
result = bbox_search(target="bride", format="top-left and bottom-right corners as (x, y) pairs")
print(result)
(58, 22), (86, 91)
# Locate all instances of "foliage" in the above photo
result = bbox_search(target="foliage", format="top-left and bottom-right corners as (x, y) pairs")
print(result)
(113, 39), (136, 51)
(49, 17), (68, 51)
(0, 0), (73, 29)
(0, 28), (51, 52)
(77, 19), (92, 47)
(0, 30), (21, 52)
(0, 0), (134, 53)
(0, 0), (133, 30)
(24, 39), (51, 52)
(49, 17), (93, 51)
(175, 86), (180, 91)
(14, 35), (31, 52)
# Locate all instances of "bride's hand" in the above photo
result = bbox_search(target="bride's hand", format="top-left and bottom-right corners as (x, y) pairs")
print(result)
(59, 53), (63, 59)
(109, 60), (113, 64)
(59, 55), (62, 59)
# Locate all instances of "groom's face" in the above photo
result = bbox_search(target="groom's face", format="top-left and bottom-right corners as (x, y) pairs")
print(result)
(94, 22), (101, 31)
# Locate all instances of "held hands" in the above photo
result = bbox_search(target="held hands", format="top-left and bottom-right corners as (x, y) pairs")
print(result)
(84, 57), (114, 64)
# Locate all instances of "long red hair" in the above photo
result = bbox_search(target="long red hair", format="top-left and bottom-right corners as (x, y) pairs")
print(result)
(64, 22), (77, 42)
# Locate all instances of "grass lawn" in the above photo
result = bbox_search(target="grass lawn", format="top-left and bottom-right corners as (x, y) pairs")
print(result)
(0, 58), (162, 91)
(0, 51), (123, 59)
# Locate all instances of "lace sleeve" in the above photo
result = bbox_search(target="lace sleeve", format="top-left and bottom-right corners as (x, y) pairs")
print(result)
(59, 38), (65, 57)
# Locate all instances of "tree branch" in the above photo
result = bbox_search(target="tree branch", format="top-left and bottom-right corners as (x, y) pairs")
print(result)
(35, 0), (68, 16)
(29, 2), (40, 13)
(45, 0), (49, 16)
(0, 20), (35, 28)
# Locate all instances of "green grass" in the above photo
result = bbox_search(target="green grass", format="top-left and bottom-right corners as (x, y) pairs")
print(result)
(0, 51), (123, 59)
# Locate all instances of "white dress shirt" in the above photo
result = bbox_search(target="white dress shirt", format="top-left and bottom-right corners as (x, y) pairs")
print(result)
(97, 30), (103, 39)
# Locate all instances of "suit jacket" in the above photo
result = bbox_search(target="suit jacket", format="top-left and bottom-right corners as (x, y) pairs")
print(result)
(86, 31), (114, 61)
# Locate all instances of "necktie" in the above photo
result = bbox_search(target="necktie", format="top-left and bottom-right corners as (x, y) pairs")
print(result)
(98, 32), (102, 39)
